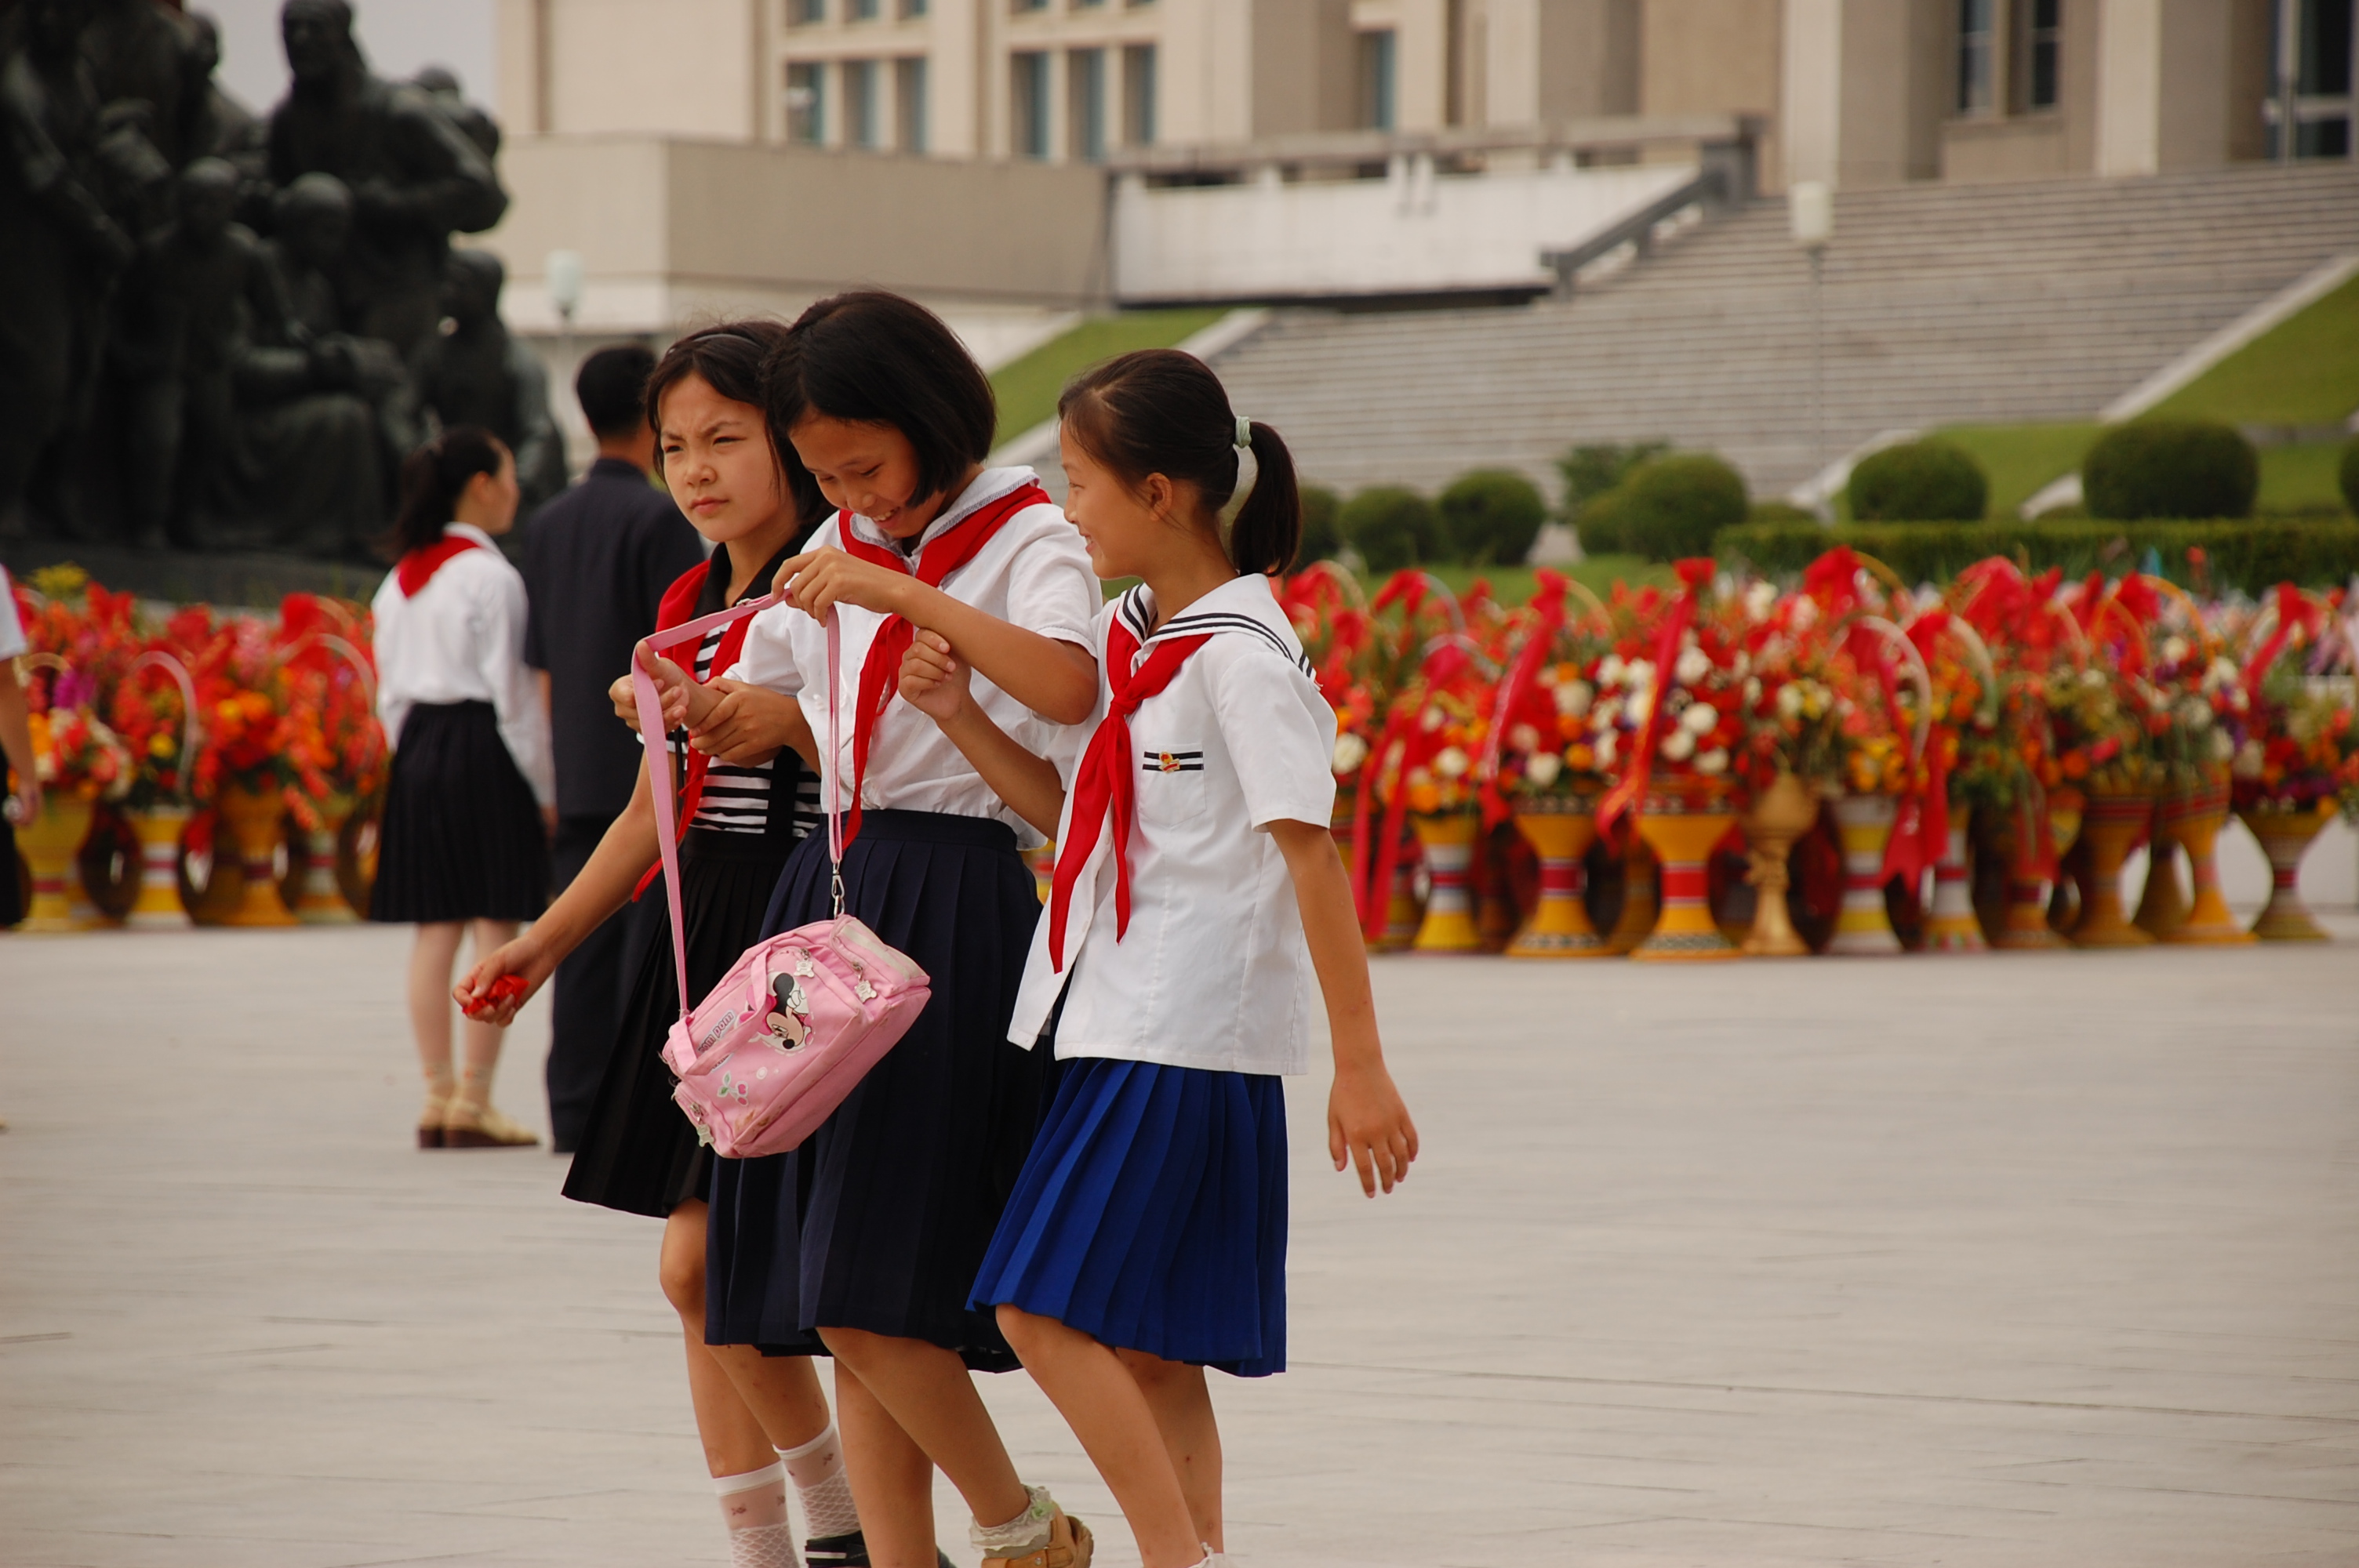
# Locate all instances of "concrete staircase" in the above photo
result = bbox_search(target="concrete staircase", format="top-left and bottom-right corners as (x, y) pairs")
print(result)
(1205, 163), (2359, 503)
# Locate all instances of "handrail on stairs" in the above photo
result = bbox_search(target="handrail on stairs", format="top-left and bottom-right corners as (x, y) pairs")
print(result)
(1538, 137), (1754, 299)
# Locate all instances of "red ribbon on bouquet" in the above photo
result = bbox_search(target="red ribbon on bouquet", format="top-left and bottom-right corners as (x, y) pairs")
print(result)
(1595, 557), (1716, 837)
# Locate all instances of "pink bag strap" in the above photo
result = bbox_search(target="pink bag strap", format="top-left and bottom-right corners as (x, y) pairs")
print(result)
(631, 596), (847, 1023)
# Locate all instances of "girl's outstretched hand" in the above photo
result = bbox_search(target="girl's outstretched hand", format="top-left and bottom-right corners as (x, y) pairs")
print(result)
(774, 546), (909, 624)
(453, 934), (556, 1029)
(1329, 1058), (1418, 1197)
(898, 629), (972, 724)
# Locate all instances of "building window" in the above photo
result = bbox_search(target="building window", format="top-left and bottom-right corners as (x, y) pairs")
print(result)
(1122, 43), (1156, 145)
(845, 59), (881, 147)
(1068, 48), (1106, 160)
(896, 56), (928, 151)
(787, 60), (825, 143)
(1358, 30), (1396, 130)
(1957, 0), (1996, 113)
(789, 0), (824, 24)
(1012, 0), (1047, 12)
(2018, 0), (2060, 110)
(900, 0), (927, 14)
(1012, 51), (1050, 158)
(851, 0), (878, 17)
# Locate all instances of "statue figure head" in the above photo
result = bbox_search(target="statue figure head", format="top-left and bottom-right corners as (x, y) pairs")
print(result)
(281, 0), (361, 89)
(179, 158), (241, 243)
(187, 11), (224, 81)
(413, 66), (462, 100)
(442, 249), (506, 330)
(27, 0), (95, 59)
(275, 171), (354, 266)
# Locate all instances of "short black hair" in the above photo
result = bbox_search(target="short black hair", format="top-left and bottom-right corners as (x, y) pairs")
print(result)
(763, 292), (996, 526)
(575, 343), (657, 441)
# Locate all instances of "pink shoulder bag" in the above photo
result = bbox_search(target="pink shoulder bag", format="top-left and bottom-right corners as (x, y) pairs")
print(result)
(631, 597), (931, 1159)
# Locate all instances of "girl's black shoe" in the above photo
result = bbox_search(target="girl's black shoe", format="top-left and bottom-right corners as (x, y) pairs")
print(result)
(804, 1532), (958, 1568)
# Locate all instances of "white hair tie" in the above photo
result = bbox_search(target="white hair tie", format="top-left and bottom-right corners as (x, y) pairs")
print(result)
(1218, 420), (1259, 540)
(1234, 416), (1253, 448)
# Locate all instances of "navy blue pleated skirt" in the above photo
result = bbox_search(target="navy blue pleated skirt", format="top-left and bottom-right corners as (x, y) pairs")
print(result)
(705, 809), (1052, 1371)
(972, 1055), (1289, 1378)
(369, 701), (547, 924)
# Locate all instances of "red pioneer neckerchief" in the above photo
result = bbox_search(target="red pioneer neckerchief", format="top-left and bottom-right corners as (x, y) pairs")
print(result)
(394, 533), (483, 596)
(834, 481), (1046, 846)
(631, 557), (769, 901)
(1046, 615), (1212, 972)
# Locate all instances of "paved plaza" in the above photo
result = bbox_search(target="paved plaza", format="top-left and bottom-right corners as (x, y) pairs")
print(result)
(3, 919), (2356, 1567)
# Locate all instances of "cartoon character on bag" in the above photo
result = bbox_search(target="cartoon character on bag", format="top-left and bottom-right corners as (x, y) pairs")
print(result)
(765, 973), (812, 1051)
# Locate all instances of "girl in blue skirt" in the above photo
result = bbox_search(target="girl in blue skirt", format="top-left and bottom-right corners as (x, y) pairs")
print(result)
(653, 292), (1104, 1568)
(896, 350), (1419, 1568)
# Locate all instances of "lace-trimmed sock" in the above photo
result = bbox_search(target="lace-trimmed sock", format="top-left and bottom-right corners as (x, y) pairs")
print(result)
(969, 1483), (1055, 1558)
(716, 1461), (798, 1568)
(779, 1421), (861, 1541)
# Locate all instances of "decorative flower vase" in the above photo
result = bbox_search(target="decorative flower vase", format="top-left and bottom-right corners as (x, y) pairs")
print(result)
(1631, 785), (1739, 962)
(2160, 778), (2251, 946)
(1739, 771), (1816, 957)
(2131, 797), (2189, 939)
(1507, 807), (1608, 957)
(291, 794), (358, 924)
(216, 784), (299, 927)
(1604, 831), (1659, 955)
(1409, 812), (1482, 953)
(1989, 811), (2063, 950)
(122, 804), (194, 929)
(1475, 825), (1519, 953)
(2069, 789), (2154, 948)
(16, 796), (95, 933)
(1920, 808), (1986, 953)
(336, 799), (380, 916)
(2237, 805), (2334, 942)
(1823, 793), (1902, 956)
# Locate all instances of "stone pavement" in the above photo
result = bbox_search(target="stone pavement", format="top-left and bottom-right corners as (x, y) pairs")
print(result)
(3, 920), (2356, 1568)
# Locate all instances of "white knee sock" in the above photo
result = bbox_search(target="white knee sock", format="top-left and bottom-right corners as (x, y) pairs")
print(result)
(715, 1462), (798, 1568)
(778, 1421), (862, 1540)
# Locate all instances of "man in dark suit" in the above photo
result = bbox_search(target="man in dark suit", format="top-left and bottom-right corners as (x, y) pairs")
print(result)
(522, 345), (703, 1152)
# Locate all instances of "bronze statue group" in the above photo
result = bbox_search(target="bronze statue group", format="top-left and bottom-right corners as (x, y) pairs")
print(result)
(0, 0), (561, 558)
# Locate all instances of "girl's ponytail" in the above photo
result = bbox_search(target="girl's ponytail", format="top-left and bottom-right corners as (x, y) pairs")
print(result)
(383, 425), (505, 558)
(1058, 349), (1303, 576)
(1225, 419), (1300, 578)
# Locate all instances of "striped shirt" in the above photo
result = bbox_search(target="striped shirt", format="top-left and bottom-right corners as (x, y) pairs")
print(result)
(669, 622), (823, 837)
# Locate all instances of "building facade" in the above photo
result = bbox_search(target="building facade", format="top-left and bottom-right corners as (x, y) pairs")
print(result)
(497, 0), (2354, 189)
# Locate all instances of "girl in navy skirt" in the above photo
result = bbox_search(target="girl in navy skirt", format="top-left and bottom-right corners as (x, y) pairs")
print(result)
(457, 325), (881, 1568)
(370, 426), (553, 1150)
(652, 292), (1103, 1568)
(897, 351), (1419, 1568)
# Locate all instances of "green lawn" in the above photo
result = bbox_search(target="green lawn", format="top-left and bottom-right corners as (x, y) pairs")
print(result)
(1921, 423), (2103, 519)
(989, 309), (1231, 446)
(1422, 556), (1674, 604)
(2259, 442), (2354, 513)
(2154, 271), (2359, 426)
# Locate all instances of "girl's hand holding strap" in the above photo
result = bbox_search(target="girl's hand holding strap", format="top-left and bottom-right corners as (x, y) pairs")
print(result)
(1269, 817), (1419, 1197)
(689, 677), (818, 770)
(632, 639), (711, 732)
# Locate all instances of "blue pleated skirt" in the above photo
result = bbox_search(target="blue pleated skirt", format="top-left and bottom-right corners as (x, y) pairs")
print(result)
(971, 1054), (1289, 1378)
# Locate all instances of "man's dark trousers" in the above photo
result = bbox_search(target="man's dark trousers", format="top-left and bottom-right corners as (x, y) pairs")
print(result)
(547, 815), (630, 1152)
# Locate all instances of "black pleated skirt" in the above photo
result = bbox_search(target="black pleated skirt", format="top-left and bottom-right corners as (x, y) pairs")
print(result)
(562, 828), (792, 1219)
(368, 701), (548, 924)
(705, 809), (1052, 1371)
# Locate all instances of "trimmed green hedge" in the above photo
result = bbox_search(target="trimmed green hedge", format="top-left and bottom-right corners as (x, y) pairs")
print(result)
(1715, 518), (2359, 591)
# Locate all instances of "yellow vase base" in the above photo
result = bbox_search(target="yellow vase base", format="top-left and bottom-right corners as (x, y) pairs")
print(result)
(1919, 916), (1987, 953)
(2251, 911), (2330, 942)
(1413, 912), (1483, 953)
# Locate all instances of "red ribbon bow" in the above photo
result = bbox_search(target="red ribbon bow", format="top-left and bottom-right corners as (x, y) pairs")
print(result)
(1047, 617), (1211, 971)
(834, 483), (1046, 847)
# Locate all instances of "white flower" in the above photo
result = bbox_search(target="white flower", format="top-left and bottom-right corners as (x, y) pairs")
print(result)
(1626, 658), (1656, 691)
(1434, 746), (1470, 779)
(2210, 728), (2234, 762)
(2204, 657), (2239, 691)
(2233, 739), (2264, 779)
(1525, 751), (1562, 788)
(2161, 635), (2190, 667)
(1420, 704), (1445, 732)
(1554, 679), (1594, 718)
(2081, 667), (2106, 690)
(1598, 655), (1628, 687)
(1594, 731), (1619, 768)
(2176, 696), (2212, 731)
(1332, 732), (1369, 775)
(1659, 728), (1696, 762)
(1594, 696), (1623, 728)
(1681, 702), (1717, 735)
(1744, 580), (1777, 622)
(1509, 722), (1543, 753)
(1743, 676), (1762, 705)
(1696, 747), (1729, 775)
(1626, 688), (1655, 726)
(1776, 683), (1805, 720)
(1674, 647), (1713, 686)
